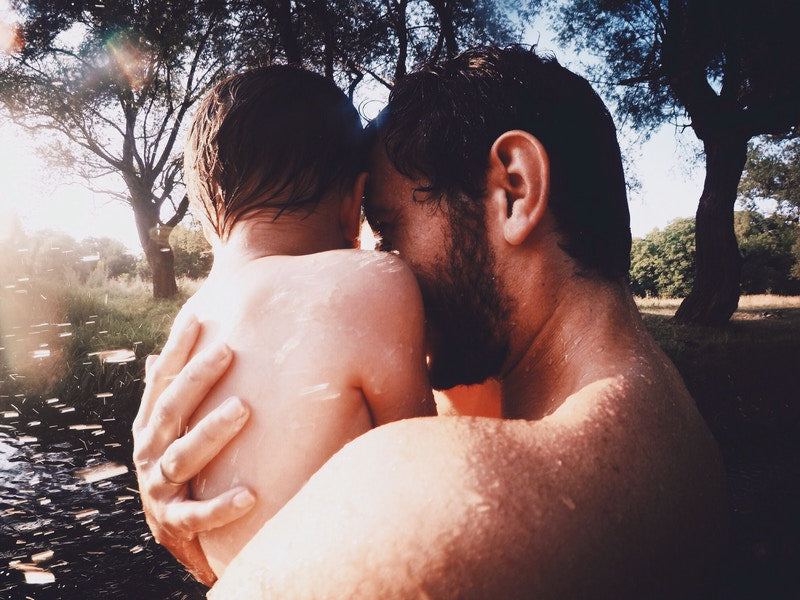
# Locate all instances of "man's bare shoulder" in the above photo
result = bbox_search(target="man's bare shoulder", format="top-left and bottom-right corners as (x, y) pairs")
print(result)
(213, 356), (727, 599)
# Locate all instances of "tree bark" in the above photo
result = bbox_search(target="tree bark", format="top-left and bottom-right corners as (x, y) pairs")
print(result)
(674, 137), (747, 325)
(268, 0), (301, 65)
(427, 0), (458, 58)
(133, 200), (178, 299)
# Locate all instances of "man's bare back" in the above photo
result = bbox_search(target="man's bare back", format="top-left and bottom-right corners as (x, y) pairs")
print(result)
(180, 249), (433, 574)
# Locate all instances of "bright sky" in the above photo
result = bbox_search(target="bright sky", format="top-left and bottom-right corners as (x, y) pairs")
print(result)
(0, 6), (706, 255)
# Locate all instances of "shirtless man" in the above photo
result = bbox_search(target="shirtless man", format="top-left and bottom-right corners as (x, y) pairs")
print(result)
(142, 65), (433, 579)
(133, 46), (727, 597)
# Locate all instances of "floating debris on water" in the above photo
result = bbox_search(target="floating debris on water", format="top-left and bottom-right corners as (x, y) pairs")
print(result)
(75, 462), (128, 483)
(31, 550), (54, 562)
(9, 557), (56, 584)
(90, 349), (136, 364)
(25, 569), (56, 584)
(68, 424), (103, 431)
(74, 508), (99, 520)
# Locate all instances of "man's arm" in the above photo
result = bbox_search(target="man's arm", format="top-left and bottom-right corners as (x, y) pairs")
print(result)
(132, 316), (256, 586)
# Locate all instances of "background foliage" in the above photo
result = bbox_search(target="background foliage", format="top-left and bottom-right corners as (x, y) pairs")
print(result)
(630, 211), (800, 297)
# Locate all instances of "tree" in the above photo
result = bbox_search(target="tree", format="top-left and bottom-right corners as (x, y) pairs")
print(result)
(630, 217), (695, 297)
(739, 138), (800, 220)
(1, 1), (534, 298)
(170, 222), (212, 280)
(629, 212), (800, 297)
(0, 1), (240, 297)
(735, 210), (800, 294)
(550, 0), (800, 324)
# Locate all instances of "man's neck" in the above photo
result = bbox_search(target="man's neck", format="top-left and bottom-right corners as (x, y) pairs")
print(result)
(499, 274), (643, 420)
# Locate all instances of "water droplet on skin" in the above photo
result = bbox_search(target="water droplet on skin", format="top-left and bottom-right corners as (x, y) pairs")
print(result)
(274, 336), (301, 365)
(299, 383), (331, 396)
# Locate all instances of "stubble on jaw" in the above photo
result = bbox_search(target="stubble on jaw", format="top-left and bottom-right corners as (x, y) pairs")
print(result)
(413, 204), (513, 391)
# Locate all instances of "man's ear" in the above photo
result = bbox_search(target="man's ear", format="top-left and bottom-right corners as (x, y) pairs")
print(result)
(340, 172), (367, 248)
(487, 130), (549, 246)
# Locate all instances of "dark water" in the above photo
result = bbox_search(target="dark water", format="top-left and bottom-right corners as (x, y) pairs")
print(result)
(0, 368), (207, 600)
(1, 320), (799, 599)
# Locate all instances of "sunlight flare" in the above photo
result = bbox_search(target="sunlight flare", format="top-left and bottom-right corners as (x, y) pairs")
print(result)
(104, 30), (150, 90)
(0, 1), (22, 55)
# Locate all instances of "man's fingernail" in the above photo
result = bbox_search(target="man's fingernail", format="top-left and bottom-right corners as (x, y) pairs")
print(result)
(208, 343), (231, 362)
(181, 314), (198, 330)
(233, 490), (255, 509)
(222, 397), (246, 421)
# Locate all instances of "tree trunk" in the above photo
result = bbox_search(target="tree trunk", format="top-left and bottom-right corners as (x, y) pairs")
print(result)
(674, 137), (747, 325)
(133, 202), (178, 299)
(391, 0), (408, 81)
(270, 0), (301, 65)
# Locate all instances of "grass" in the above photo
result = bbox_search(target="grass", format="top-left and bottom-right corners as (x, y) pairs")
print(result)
(636, 295), (800, 598)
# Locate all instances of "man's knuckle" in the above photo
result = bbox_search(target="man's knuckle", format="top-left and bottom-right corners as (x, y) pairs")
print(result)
(196, 422), (218, 446)
(153, 402), (177, 428)
(160, 450), (179, 480)
(132, 445), (147, 466)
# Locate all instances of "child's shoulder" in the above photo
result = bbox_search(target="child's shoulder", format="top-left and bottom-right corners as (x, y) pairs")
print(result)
(319, 249), (418, 295)
(238, 249), (421, 317)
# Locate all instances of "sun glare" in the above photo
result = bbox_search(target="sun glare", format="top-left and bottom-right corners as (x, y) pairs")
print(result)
(105, 30), (150, 90)
(0, 0), (22, 53)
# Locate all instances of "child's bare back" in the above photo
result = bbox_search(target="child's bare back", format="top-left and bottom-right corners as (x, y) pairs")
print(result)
(180, 248), (433, 574)
(173, 65), (434, 576)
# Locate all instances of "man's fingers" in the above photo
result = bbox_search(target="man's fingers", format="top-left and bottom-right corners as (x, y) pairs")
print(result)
(156, 313), (201, 379)
(132, 354), (160, 434)
(160, 396), (250, 484)
(145, 342), (233, 454)
(135, 315), (200, 430)
(163, 487), (256, 537)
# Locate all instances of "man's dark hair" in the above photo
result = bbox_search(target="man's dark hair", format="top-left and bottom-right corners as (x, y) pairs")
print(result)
(374, 45), (632, 280)
(186, 65), (364, 239)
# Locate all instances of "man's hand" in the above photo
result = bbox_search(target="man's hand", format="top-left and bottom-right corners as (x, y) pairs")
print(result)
(132, 315), (256, 586)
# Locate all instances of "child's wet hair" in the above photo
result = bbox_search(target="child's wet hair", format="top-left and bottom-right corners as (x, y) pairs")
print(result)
(185, 65), (365, 239)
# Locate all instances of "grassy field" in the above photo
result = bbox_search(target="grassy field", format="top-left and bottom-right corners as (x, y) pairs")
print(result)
(637, 295), (800, 598)
(1, 282), (798, 598)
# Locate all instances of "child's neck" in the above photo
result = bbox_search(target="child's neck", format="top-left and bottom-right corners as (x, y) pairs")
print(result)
(209, 215), (349, 272)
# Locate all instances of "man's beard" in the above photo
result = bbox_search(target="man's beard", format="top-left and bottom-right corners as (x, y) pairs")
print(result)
(412, 212), (512, 390)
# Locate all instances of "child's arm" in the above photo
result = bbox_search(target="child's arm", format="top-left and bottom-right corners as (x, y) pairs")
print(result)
(349, 253), (435, 425)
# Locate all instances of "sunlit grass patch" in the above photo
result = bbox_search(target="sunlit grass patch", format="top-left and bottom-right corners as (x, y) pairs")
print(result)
(0, 277), (188, 398)
(736, 294), (800, 310)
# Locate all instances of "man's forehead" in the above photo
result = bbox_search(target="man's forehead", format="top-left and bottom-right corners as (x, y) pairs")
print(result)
(365, 146), (410, 205)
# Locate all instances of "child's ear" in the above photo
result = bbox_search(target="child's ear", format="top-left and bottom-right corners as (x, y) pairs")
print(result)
(340, 172), (367, 248)
(486, 130), (549, 246)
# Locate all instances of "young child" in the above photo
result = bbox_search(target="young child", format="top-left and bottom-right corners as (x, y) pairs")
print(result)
(175, 65), (435, 576)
